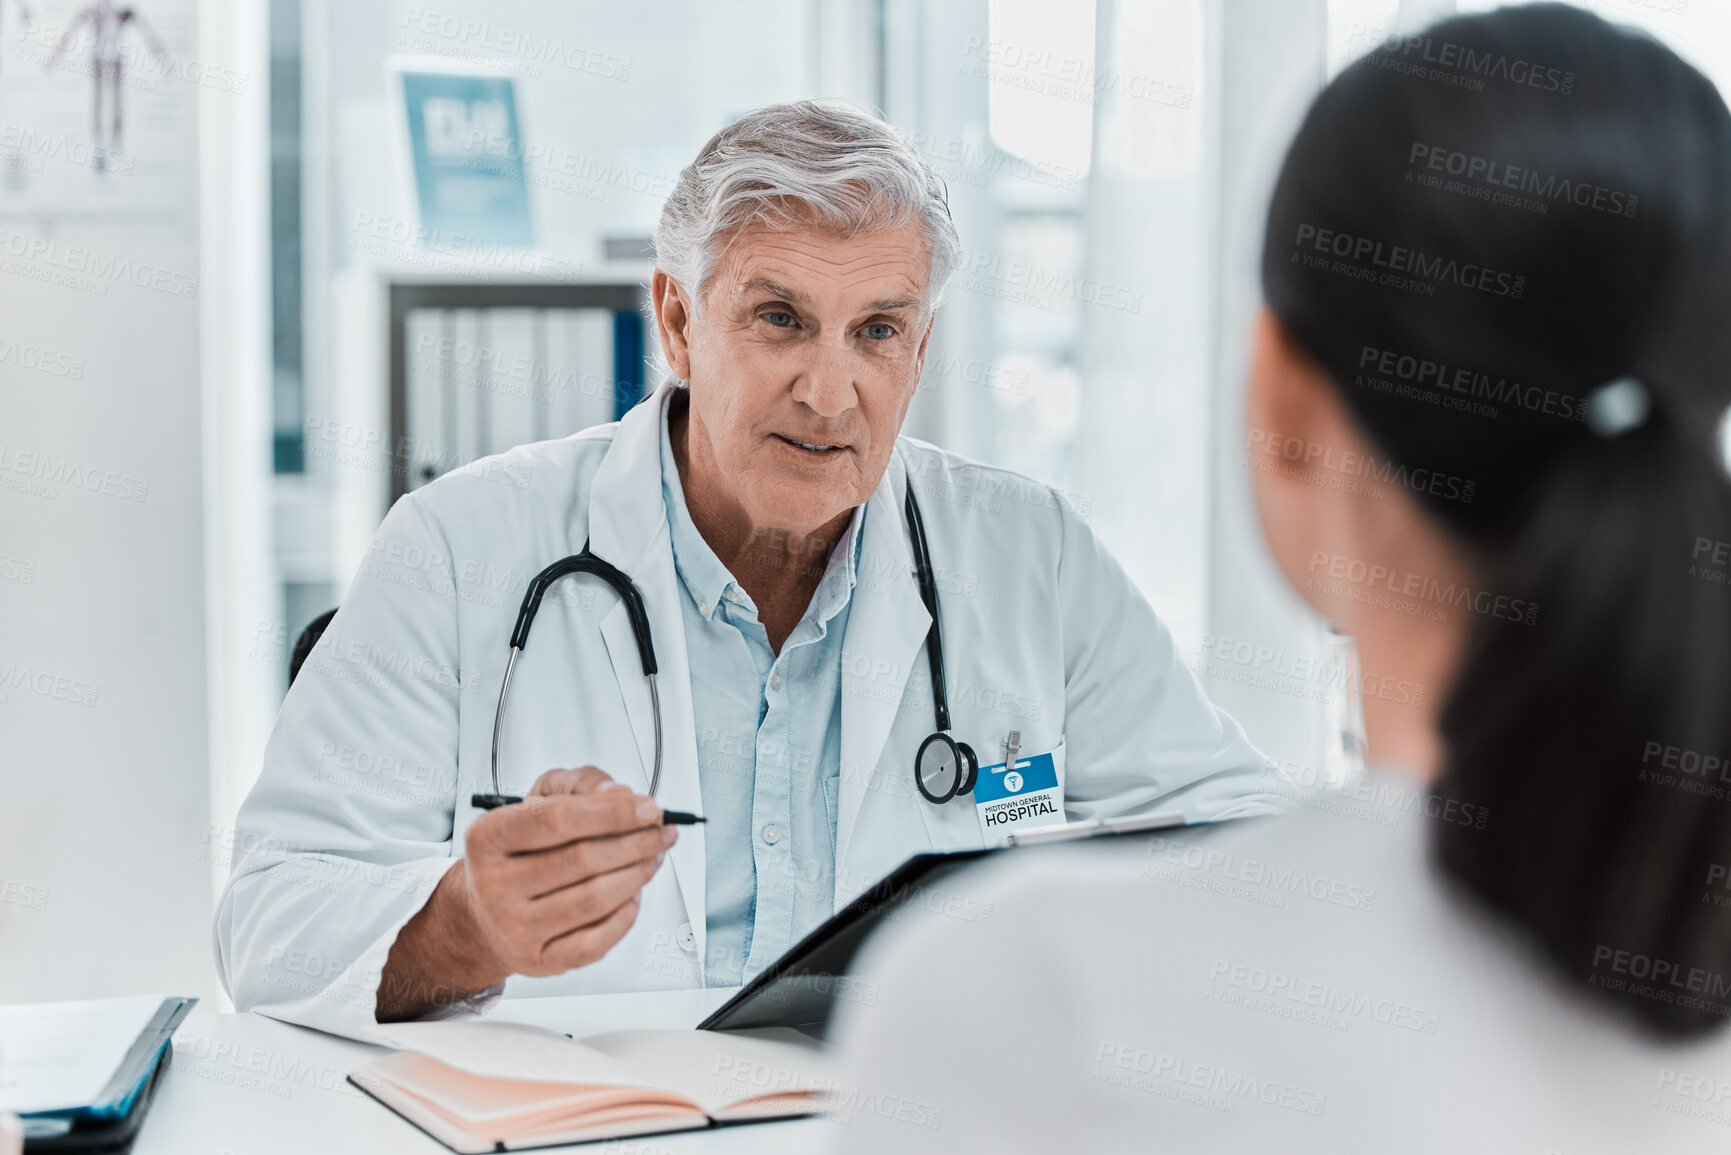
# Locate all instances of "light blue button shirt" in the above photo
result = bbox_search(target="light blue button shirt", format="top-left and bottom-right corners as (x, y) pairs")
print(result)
(659, 398), (859, 987)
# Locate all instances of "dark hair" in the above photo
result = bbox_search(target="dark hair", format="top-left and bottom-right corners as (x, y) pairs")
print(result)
(1262, 5), (1731, 1036)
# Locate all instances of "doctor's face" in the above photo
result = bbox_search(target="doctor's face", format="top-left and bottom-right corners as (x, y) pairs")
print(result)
(652, 216), (935, 537)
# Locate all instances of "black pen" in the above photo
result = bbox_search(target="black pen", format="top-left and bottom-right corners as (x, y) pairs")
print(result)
(471, 795), (708, 822)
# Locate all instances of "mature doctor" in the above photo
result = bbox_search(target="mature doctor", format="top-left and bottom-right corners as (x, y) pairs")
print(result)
(215, 100), (1278, 1041)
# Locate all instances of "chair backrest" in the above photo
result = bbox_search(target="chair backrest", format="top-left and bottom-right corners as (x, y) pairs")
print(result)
(288, 608), (338, 685)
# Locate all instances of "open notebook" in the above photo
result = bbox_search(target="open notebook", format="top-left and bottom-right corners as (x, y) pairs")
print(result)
(348, 1020), (834, 1152)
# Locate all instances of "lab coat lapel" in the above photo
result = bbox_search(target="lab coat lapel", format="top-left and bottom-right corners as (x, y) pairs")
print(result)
(836, 452), (932, 875)
(585, 384), (708, 964)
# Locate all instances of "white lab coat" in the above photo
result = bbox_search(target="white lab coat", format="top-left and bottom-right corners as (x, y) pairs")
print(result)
(214, 382), (1279, 1042)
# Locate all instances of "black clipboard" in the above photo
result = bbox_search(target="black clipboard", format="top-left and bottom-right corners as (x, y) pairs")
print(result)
(22, 995), (196, 1153)
(697, 812), (1217, 1040)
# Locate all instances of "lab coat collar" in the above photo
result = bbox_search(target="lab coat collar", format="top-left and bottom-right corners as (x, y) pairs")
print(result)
(657, 394), (741, 623)
(584, 383), (676, 575)
(585, 382), (710, 963)
(834, 449), (932, 876)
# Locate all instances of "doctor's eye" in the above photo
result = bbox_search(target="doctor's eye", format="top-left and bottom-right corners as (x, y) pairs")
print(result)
(861, 322), (897, 341)
(760, 310), (798, 329)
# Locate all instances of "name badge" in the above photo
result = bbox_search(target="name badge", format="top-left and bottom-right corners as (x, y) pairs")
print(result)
(972, 749), (1065, 837)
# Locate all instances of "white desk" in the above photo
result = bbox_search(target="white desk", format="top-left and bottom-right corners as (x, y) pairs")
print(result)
(135, 989), (827, 1153)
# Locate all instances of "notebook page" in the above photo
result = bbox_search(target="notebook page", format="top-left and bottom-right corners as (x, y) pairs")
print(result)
(582, 1028), (836, 1116)
(375, 1021), (656, 1088)
(368, 1051), (700, 1129)
(349, 1064), (707, 1155)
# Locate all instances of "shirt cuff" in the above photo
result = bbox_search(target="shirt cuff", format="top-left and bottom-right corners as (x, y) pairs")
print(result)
(427, 979), (508, 1021)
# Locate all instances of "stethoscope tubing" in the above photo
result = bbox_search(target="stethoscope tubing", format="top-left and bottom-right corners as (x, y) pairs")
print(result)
(483, 487), (956, 808)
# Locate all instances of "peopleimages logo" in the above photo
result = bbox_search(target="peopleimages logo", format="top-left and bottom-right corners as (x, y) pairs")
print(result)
(1246, 427), (1475, 505)
(0, 227), (200, 298)
(1305, 549), (1539, 626)
(958, 36), (1194, 111)
(1356, 344), (1585, 422)
(1591, 945), (1731, 1013)
(0, 336), (85, 379)
(1293, 224), (1525, 299)
(1372, 35), (1575, 96)
(0, 123), (136, 176)
(397, 7), (633, 80)
(1406, 142), (1639, 218)
(1093, 1042), (1328, 1116)
(0, 444), (150, 502)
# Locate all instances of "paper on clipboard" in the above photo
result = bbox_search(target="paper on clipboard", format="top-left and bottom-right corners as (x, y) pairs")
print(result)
(0, 995), (166, 1115)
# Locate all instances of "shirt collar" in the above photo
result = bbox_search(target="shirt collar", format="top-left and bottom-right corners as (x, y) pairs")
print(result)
(807, 509), (864, 633)
(659, 390), (864, 626)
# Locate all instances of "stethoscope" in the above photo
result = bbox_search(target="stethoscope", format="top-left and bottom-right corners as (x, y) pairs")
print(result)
(470, 488), (980, 810)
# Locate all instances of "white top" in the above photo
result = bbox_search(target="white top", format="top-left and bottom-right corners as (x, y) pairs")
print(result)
(827, 771), (1731, 1153)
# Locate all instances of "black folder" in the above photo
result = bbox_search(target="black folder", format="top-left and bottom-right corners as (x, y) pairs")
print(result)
(21, 996), (195, 1153)
(698, 811), (1224, 1040)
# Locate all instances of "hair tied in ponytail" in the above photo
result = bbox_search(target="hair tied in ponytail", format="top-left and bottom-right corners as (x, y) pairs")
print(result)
(1585, 377), (1652, 439)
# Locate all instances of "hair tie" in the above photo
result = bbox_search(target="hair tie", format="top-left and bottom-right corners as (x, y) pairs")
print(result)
(1585, 377), (1651, 439)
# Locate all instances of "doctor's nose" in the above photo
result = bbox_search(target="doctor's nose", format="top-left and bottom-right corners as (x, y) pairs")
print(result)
(789, 347), (860, 420)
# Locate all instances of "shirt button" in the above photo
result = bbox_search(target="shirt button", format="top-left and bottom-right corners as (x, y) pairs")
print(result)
(675, 922), (696, 952)
(769, 670), (782, 690)
(760, 824), (780, 845)
(697, 600), (710, 616)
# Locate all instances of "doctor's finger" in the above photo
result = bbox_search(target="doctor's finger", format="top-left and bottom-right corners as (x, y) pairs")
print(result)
(505, 824), (672, 898)
(523, 862), (656, 961)
(535, 896), (642, 976)
(527, 855), (661, 932)
(477, 787), (657, 854)
(529, 766), (616, 797)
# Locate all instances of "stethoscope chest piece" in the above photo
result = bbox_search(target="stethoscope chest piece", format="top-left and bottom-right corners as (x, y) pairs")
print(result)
(915, 730), (979, 805)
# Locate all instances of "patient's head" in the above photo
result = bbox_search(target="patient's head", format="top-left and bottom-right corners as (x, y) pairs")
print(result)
(1251, 3), (1731, 1035)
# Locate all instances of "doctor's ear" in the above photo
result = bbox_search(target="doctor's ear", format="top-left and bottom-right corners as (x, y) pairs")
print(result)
(652, 269), (695, 381)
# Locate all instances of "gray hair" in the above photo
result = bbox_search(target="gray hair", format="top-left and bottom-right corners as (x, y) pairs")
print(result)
(653, 100), (962, 315)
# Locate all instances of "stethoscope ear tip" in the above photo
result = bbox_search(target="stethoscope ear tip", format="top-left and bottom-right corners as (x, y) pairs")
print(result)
(471, 793), (524, 810)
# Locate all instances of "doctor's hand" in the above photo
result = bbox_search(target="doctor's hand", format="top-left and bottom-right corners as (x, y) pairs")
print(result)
(376, 767), (676, 1022)
(466, 767), (677, 975)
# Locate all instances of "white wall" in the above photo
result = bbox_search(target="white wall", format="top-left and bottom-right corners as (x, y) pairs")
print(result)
(1204, 0), (1335, 778)
(0, 0), (214, 1002)
(1075, 0), (1211, 652)
(199, 0), (281, 999)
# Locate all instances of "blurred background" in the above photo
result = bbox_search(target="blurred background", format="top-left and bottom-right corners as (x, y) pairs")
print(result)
(1, 0), (1723, 1007)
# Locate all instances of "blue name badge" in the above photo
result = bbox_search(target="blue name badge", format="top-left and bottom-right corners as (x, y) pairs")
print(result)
(972, 750), (1065, 834)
